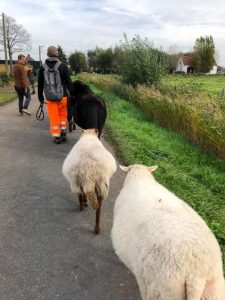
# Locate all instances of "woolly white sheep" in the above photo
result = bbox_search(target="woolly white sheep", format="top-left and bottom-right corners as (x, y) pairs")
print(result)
(111, 164), (225, 300)
(62, 128), (117, 234)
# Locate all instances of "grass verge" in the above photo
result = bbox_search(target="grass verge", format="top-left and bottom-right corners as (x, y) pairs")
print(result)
(0, 86), (16, 105)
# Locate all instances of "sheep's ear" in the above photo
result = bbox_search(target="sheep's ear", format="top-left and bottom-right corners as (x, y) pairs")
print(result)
(119, 165), (130, 173)
(147, 165), (158, 172)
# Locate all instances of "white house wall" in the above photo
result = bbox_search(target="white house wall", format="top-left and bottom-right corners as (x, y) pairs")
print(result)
(176, 58), (217, 74)
(176, 60), (188, 73)
(209, 65), (218, 74)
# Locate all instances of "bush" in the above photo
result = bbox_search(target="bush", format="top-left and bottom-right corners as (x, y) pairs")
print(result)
(174, 71), (185, 75)
(0, 73), (11, 87)
(117, 35), (168, 88)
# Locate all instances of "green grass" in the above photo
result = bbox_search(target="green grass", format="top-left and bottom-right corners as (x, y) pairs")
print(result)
(162, 74), (225, 96)
(90, 84), (225, 272)
(0, 86), (17, 105)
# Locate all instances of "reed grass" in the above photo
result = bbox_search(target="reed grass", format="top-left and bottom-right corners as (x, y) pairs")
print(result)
(76, 73), (225, 161)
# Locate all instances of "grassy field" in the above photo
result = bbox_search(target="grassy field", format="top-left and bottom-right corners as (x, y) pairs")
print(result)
(83, 82), (225, 272)
(0, 85), (16, 105)
(162, 74), (225, 96)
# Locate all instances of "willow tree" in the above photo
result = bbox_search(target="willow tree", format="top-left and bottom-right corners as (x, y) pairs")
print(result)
(117, 34), (168, 88)
(192, 35), (215, 73)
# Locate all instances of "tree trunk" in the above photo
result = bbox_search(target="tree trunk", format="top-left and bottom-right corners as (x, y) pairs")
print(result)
(9, 52), (13, 75)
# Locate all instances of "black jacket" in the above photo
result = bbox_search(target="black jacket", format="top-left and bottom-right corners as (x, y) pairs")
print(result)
(38, 58), (73, 103)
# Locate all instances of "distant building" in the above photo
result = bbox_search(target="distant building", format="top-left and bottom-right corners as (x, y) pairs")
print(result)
(176, 55), (217, 74)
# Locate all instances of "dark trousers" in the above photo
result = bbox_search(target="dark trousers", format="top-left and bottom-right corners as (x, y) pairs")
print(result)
(30, 80), (35, 92)
(14, 86), (31, 113)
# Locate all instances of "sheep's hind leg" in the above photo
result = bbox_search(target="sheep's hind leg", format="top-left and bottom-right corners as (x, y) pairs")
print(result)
(78, 194), (84, 211)
(83, 195), (88, 207)
(94, 198), (102, 234)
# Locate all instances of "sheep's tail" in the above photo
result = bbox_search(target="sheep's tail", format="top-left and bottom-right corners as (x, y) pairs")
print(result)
(85, 191), (98, 210)
(82, 177), (109, 211)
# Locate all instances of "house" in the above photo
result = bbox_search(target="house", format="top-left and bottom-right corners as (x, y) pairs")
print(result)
(176, 55), (217, 74)
(176, 55), (194, 74)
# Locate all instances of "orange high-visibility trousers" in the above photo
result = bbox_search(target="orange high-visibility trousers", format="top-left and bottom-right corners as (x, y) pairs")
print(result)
(47, 97), (67, 137)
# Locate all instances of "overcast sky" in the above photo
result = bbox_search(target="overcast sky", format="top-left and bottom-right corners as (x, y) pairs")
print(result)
(1, 0), (225, 66)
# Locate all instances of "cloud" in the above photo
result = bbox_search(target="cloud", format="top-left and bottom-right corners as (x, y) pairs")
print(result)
(0, 0), (225, 65)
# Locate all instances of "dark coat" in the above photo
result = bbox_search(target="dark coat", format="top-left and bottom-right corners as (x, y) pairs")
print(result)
(38, 58), (73, 103)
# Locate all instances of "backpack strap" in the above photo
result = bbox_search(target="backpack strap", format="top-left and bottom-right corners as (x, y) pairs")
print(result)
(42, 61), (61, 71)
(53, 61), (61, 71)
(42, 63), (49, 71)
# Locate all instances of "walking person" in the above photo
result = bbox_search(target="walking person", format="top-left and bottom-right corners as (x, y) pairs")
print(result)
(13, 54), (31, 116)
(38, 46), (73, 144)
(27, 65), (36, 95)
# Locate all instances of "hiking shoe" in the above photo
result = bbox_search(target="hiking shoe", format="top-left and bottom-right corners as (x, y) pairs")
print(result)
(61, 130), (67, 142)
(19, 112), (23, 116)
(54, 136), (62, 144)
(22, 108), (31, 115)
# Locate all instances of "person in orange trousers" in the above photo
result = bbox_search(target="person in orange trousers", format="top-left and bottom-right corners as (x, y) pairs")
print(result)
(38, 46), (73, 144)
(47, 97), (68, 138)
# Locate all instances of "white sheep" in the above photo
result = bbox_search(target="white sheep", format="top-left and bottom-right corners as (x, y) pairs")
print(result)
(111, 164), (225, 300)
(62, 128), (117, 234)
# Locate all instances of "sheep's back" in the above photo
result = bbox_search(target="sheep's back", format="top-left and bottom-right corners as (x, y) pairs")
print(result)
(111, 179), (223, 281)
(62, 136), (116, 196)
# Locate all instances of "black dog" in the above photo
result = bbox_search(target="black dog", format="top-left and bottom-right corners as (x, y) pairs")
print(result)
(68, 80), (107, 137)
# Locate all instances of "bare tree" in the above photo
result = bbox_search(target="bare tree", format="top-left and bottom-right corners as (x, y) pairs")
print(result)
(167, 45), (182, 73)
(0, 14), (31, 74)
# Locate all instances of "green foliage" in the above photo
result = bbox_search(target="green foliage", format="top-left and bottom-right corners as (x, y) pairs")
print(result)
(87, 49), (98, 72)
(117, 34), (169, 88)
(192, 36), (215, 73)
(96, 48), (114, 73)
(87, 47), (115, 73)
(0, 73), (11, 87)
(68, 51), (87, 74)
(57, 45), (68, 64)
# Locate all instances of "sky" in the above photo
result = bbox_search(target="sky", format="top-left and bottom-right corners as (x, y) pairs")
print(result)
(1, 0), (225, 66)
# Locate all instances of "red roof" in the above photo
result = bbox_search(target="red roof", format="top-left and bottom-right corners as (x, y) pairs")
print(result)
(179, 54), (217, 66)
(181, 55), (192, 66)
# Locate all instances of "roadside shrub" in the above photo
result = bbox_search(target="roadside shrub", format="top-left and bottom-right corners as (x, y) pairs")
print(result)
(174, 71), (185, 75)
(117, 34), (168, 88)
(0, 73), (11, 87)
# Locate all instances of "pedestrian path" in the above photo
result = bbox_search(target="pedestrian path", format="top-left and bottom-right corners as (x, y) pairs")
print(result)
(0, 97), (141, 300)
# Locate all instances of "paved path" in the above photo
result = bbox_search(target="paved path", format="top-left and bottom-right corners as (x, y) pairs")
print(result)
(0, 96), (141, 300)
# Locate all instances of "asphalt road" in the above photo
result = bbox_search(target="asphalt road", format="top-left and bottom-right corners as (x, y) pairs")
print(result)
(0, 96), (141, 300)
